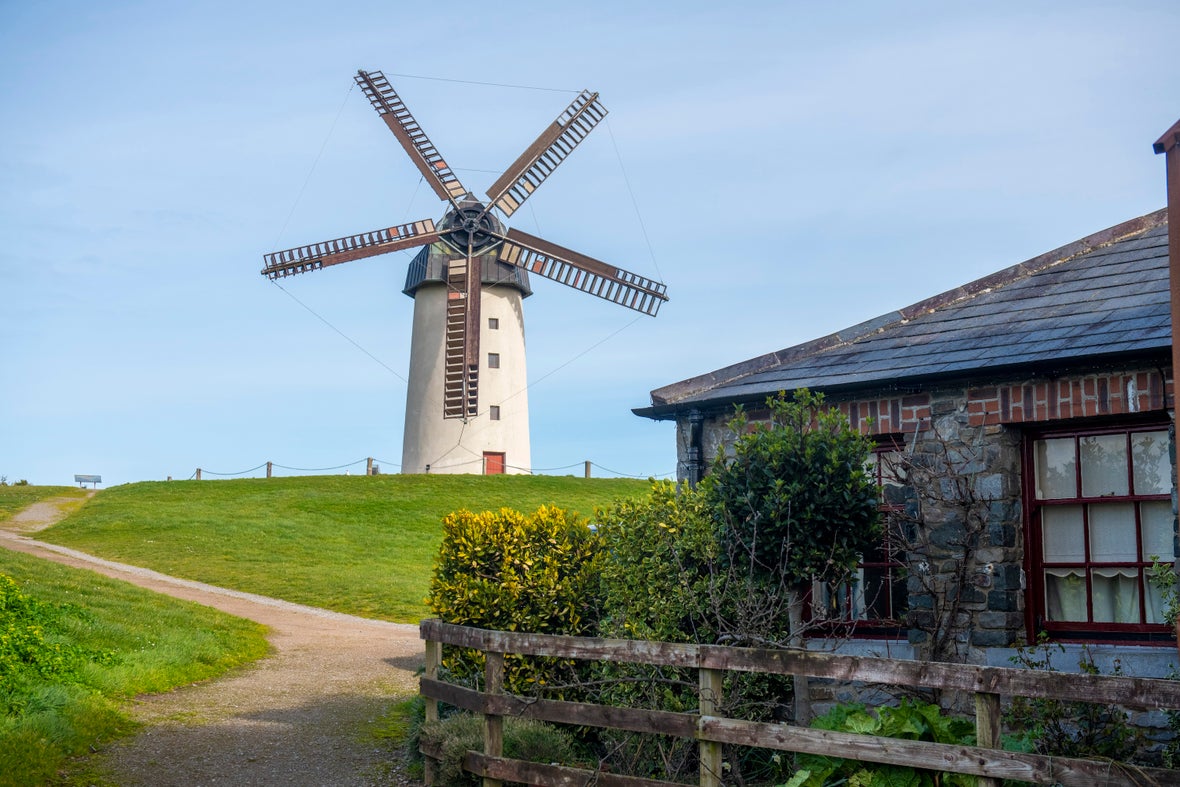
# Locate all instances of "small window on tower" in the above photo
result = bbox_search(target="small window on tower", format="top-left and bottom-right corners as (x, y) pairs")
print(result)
(488, 317), (500, 330)
(488, 353), (501, 369)
(490, 405), (501, 421)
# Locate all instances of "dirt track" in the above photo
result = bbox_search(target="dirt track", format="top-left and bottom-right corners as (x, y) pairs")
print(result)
(0, 495), (424, 786)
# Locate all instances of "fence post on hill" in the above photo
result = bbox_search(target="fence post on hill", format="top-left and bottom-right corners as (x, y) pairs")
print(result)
(367, 457), (374, 475)
(699, 664), (723, 787)
(584, 460), (591, 478)
(484, 651), (505, 787)
(266, 461), (273, 478)
(195, 468), (201, 480)
(975, 691), (1002, 787)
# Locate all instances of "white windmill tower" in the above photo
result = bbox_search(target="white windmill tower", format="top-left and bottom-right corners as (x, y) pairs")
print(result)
(262, 70), (668, 474)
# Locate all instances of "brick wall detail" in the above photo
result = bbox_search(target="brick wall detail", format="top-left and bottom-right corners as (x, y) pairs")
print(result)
(822, 371), (1172, 437)
(965, 371), (1172, 427)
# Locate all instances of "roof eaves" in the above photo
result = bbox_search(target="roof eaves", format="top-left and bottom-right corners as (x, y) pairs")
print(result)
(647, 208), (1168, 409)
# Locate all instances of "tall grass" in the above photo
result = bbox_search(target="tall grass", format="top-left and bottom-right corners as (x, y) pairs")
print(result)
(37, 474), (650, 622)
(0, 549), (269, 787)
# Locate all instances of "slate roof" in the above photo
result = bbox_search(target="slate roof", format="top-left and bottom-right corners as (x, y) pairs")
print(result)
(638, 209), (1170, 418)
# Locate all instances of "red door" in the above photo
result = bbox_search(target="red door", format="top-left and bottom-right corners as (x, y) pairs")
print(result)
(483, 452), (506, 475)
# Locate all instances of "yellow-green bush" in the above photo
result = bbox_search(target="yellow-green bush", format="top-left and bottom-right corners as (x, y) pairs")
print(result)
(428, 505), (601, 695)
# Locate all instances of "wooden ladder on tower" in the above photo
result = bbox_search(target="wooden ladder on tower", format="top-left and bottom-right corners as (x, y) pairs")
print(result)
(443, 260), (478, 419)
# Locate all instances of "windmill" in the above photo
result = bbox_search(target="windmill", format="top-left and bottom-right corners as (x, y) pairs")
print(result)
(262, 70), (668, 475)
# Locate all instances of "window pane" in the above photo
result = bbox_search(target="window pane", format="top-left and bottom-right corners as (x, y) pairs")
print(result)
(1132, 431), (1171, 495)
(1141, 501), (1174, 561)
(878, 451), (906, 486)
(1080, 434), (1129, 497)
(1147, 571), (1171, 624)
(1043, 506), (1085, 562)
(862, 565), (892, 619)
(1091, 568), (1139, 623)
(1088, 503), (1137, 562)
(1035, 438), (1076, 499)
(1045, 569), (1087, 621)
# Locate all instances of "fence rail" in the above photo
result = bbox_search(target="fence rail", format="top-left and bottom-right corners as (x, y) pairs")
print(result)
(419, 619), (1180, 787)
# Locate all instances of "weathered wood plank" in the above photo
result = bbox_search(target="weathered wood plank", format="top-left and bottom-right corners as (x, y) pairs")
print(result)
(420, 678), (699, 738)
(974, 692), (1001, 787)
(422, 640), (442, 787)
(421, 622), (1180, 709)
(699, 667), (723, 787)
(698, 715), (1176, 786)
(420, 619), (699, 667)
(424, 639), (441, 723)
(464, 752), (681, 787)
(700, 645), (1180, 710)
(484, 652), (504, 787)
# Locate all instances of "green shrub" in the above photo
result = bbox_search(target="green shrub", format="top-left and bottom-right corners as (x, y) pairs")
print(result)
(420, 712), (585, 787)
(1005, 637), (1147, 764)
(595, 481), (716, 644)
(593, 481), (796, 783)
(789, 700), (977, 787)
(428, 505), (601, 695)
(708, 389), (881, 613)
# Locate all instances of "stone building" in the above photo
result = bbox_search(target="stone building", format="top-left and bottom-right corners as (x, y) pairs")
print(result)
(635, 208), (1175, 676)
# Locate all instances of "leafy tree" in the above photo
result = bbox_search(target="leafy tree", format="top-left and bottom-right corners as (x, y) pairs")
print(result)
(706, 389), (881, 721)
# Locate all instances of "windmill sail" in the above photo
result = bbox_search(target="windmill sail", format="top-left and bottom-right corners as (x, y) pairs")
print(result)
(262, 220), (438, 279)
(497, 228), (667, 316)
(355, 70), (468, 208)
(485, 91), (607, 219)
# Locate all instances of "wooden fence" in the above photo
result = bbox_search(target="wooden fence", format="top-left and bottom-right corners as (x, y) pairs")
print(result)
(419, 619), (1180, 787)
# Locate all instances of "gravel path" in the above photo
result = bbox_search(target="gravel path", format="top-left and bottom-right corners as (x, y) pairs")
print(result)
(0, 496), (424, 786)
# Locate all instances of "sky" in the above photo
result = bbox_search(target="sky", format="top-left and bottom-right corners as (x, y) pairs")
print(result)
(2, 1), (1179, 487)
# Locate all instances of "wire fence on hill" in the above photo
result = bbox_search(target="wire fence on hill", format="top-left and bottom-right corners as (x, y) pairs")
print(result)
(182, 457), (674, 481)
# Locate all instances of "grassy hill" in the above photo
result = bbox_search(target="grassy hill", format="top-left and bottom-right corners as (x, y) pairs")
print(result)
(35, 474), (652, 622)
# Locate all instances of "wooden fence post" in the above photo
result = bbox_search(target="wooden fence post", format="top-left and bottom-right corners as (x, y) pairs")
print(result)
(484, 651), (505, 787)
(699, 666), (723, 787)
(367, 457), (374, 475)
(195, 468), (201, 480)
(423, 637), (442, 785)
(266, 461), (273, 478)
(585, 460), (592, 478)
(974, 691), (1002, 787)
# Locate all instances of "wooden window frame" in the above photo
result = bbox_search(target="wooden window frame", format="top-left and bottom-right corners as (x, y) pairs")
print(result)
(810, 435), (909, 638)
(1022, 418), (1173, 644)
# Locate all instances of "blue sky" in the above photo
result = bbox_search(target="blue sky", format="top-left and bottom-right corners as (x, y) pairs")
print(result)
(2, 1), (1179, 486)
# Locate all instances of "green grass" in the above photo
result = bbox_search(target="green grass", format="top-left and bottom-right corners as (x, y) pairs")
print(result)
(0, 485), (87, 523)
(36, 474), (651, 622)
(0, 549), (270, 787)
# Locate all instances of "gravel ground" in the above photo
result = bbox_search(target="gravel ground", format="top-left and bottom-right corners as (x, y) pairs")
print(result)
(0, 496), (425, 786)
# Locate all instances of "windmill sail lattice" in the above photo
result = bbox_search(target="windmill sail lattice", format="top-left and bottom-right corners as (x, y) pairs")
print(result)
(262, 69), (667, 472)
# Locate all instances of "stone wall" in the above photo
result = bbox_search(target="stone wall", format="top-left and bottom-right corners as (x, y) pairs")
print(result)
(677, 365), (1173, 666)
